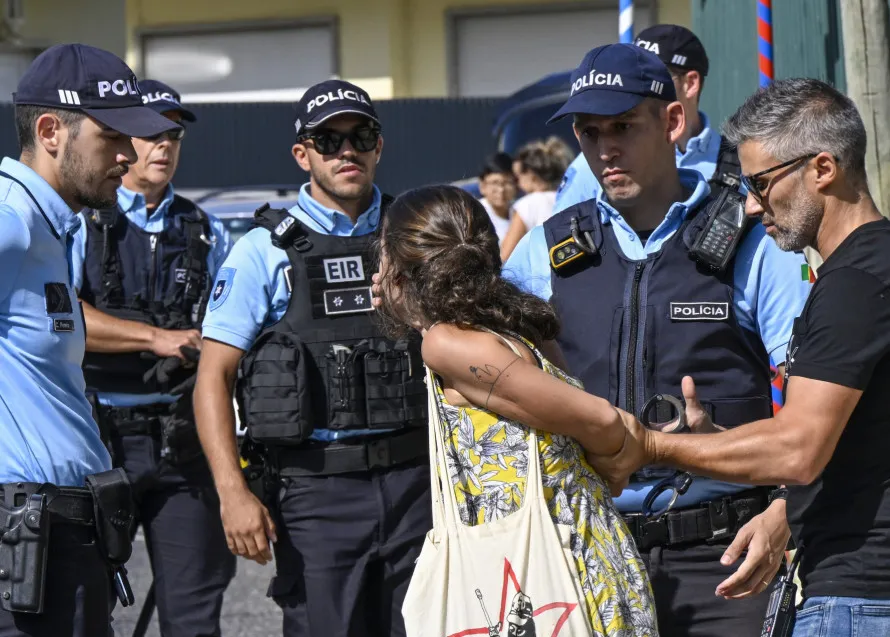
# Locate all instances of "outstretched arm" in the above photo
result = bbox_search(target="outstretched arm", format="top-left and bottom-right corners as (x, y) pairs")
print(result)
(423, 324), (630, 456)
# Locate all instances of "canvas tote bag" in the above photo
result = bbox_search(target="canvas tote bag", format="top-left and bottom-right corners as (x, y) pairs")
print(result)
(402, 367), (592, 637)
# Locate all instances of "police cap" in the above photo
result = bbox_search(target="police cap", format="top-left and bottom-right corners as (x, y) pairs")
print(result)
(294, 79), (380, 137)
(634, 24), (709, 76)
(13, 43), (181, 138)
(138, 79), (197, 123)
(548, 43), (676, 122)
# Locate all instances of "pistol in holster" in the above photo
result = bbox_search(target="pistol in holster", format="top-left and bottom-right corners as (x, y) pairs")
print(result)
(240, 436), (276, 507)
(0, 492), (50, 614)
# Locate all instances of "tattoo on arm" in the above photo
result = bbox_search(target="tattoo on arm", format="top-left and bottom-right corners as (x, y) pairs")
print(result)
(469, 358), (520, 408)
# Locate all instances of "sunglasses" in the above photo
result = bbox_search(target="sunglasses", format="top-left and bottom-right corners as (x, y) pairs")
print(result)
(298, 126), (380, 155)
(142, 127), (186, 143)
(741, 154), (817, 202)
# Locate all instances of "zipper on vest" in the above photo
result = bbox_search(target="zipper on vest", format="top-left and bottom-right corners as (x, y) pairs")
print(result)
(625, 262), (645, 417)
(149, 234), (158, 299)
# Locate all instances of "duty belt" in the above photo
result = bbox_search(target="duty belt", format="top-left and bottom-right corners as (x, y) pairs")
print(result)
(271, 429), (428, 477)
(622, 487), (770, 551)
(99, 403), (170, 436)
(0, 483), (94, 526)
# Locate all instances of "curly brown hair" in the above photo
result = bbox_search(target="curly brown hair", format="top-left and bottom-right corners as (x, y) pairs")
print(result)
(375, 185), (560, 344)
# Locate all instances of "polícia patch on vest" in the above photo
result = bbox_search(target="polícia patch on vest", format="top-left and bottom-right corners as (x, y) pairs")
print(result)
(669, 302), (729, 321)
(209, 267), (236, 311)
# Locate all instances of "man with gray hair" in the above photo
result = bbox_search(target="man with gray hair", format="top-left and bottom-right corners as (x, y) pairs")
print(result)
(587, 77), (890, 636)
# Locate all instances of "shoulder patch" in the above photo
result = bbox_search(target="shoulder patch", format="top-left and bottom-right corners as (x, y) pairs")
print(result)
(209, 267), (236, 311)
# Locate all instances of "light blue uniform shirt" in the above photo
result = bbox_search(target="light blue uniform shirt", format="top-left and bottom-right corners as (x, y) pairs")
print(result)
(504, 169), (811, 513)
(554, 112), (726, 214)
(70, 184), (233, 407)
(202, 183), (383, 442)
(0, 157), (111, 486)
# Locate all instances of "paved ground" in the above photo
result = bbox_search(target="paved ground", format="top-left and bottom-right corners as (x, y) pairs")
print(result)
(112, 531), (281, 637)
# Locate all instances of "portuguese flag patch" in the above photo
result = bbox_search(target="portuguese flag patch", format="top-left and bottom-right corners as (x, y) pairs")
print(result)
(801, 263), (816, 283)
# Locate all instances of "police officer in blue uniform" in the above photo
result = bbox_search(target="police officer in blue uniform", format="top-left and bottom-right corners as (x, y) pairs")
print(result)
(69, 79), (235, 637)
(0, 44), (182, 637)
(504, 44), (811, 635)
(555, 25), (741, 213)
(193, 80), (430, 637)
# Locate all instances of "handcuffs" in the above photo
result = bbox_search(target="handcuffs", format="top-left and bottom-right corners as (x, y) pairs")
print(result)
(639, 394), (696, 520)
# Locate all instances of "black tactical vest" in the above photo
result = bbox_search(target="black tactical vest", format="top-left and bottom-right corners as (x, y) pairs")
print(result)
(79, 195), (211, 394)
(543, 198), (773, 450)
(237, 203), (426, 446)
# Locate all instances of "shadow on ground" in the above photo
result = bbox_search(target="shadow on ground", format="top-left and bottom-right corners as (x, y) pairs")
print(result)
(112, 531), (281, 637)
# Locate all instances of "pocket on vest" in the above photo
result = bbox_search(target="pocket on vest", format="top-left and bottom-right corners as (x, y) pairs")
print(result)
(362, 342), (426, 429)
(240, 331), (315, 445)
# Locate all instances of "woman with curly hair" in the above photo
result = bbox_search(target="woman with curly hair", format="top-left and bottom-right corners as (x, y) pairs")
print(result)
(372, 184), (658, 636)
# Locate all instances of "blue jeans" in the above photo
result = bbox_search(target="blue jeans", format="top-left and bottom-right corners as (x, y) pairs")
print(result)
(794, 596), (890, 637)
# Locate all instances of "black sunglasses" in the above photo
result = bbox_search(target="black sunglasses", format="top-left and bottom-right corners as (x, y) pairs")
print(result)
(142, 127), (186, 143)
(298, 126), (380, 155)
(741, 154), (817, 202)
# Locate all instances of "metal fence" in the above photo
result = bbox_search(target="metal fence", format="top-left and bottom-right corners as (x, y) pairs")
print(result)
(0, 98), (504, 196)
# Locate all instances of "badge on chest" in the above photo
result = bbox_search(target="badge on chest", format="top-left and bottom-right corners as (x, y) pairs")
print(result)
(44, 282), (76, 332)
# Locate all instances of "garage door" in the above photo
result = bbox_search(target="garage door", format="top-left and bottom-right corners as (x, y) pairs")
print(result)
(143, 24), (336, 102)
(453, 5), (652, 97)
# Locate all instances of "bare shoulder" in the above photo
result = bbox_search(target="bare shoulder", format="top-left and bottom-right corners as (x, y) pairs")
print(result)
(421, 324), (532, 376)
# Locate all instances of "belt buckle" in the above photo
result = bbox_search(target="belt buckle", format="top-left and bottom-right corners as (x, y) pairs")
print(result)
(366, 439), (391, 470)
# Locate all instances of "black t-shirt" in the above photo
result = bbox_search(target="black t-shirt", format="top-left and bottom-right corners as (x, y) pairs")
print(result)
(784, 218), (890, 599)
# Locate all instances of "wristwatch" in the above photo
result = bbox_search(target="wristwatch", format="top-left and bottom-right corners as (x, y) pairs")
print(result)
(768, 487), (789, 504)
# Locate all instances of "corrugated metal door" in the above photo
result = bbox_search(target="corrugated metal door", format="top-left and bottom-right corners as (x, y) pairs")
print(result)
(693, 0), (845, 128)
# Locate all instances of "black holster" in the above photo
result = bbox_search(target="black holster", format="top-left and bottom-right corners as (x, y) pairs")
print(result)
(159, 394), (204, 467)
(0, 493), (50, 614)
(240, 436), (277, 508)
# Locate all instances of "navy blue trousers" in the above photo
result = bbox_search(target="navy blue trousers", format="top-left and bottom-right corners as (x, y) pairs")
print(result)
(268, 458), (431, 637)
(642, 539), (778, 636)
(112, 432), (236, 637)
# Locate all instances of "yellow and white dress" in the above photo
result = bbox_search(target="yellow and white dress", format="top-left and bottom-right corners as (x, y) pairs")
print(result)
(431, 333), (658, 636)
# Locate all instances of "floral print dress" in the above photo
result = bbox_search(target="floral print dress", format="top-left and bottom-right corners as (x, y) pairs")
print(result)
(432, 334), (658, 636)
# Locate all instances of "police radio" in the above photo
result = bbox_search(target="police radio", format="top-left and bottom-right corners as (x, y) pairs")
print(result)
(761, 547), (803, 637)
(687, 186), (749, 273)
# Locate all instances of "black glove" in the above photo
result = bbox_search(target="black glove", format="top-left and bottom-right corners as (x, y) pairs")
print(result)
(142, 346), (201, 394)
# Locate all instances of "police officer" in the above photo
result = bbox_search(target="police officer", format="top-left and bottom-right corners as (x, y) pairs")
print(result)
(0, 44), (182, 637)
(588, 77), (890, 637)
(504, 44), (811, 635)
(194, 79), (430, 637)
(555, 24), (741, 212)
(69, 79), (235, 637)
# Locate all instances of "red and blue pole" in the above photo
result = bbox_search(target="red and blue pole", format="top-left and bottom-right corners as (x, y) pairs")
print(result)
(757, 0), (774, 86)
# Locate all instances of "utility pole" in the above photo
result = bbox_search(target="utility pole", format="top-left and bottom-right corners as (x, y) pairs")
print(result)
(840, 0), (890, 218)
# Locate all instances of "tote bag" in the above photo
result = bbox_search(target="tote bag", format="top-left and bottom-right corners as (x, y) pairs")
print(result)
(402, 367), (592, 637)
